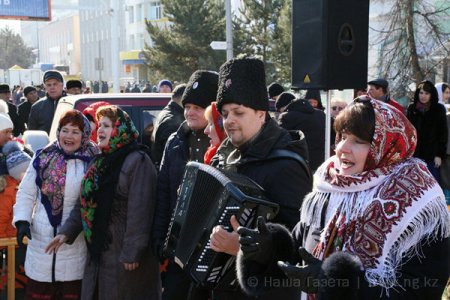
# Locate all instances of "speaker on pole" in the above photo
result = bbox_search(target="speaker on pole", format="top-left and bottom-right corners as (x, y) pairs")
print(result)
(291, 0), (370, 90)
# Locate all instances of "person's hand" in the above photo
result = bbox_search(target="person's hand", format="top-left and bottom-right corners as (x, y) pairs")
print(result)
(236, 216), (273, 264)
(434, 156), (442, 168)
(277, 247), (322, 294)
(45, 234), (68, 254)
(210, 215), (240, 256)
(123, 262), (139, 271)
(15, 221), (31, 248)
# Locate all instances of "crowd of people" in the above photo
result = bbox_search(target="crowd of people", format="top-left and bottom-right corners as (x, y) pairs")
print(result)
(0, 57), (448, 300)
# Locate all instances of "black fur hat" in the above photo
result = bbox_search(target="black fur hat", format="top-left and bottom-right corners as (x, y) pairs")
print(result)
(216, 57), (269, 113)
(275, 92), (295, 111)
(268, 82), (285, 99)
(181, 70), (219, 109)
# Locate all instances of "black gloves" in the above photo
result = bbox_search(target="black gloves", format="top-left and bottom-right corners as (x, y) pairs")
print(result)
(237, 216), (273, 264)
(277, 247), (322, 294)
(15, 221), (31, 248)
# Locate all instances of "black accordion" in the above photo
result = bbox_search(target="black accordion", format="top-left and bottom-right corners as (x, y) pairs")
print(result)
(163, 162), (279, 288)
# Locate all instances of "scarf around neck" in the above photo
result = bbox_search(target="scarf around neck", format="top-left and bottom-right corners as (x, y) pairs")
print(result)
(33, 113), (98, 228)
(80, 107), (140, 260)
(300, 99), (450, 292)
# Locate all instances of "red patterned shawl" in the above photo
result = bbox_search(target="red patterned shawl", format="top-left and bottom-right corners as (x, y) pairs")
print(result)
(300, 99), (450, 292)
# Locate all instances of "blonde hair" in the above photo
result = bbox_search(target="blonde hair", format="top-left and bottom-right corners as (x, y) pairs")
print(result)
(331, 98), (347, 107)
(204, 105), (213, 121)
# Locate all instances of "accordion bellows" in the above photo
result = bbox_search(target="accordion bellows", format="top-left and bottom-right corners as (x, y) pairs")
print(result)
(163, 162), (279, 288)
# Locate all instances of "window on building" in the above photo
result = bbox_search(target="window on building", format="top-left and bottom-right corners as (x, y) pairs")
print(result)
(137, 4), (143, 22)
(129, 6), (135, 23)
(139, 33), (144, 49)
(130, 35), (135, 49)
(148, 2), (161, 20)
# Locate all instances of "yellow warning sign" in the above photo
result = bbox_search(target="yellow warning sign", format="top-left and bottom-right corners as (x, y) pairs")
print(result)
(303, 74), (311, 84)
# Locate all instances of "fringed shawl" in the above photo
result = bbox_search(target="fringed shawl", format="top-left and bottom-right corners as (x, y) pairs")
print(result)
(80, 107), (140, 261)
(33, 113), (98, 228)
(300, 99), (450, 293)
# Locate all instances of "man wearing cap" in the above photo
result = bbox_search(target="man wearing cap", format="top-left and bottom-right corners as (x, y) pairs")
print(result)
(158, 79), (173, 93)
(151, 84), (186, 168)
(28, 70), (66, 134)
(367, 78), (404, 113)
(0, 84), (21, 137)
(65, 80), (82, 95)
(17, 86), (39, 135)
(209, 57), (312, 299)
(152, 70), (218, 300)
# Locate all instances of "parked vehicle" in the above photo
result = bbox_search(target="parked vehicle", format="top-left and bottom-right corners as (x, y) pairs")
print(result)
(23, 93), (171, 151)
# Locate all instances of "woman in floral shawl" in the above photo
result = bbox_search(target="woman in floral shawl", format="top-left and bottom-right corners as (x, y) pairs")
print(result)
(46, 105), (160, 300)
(235, 98), (449, 299)
(13, 109), (98, 299)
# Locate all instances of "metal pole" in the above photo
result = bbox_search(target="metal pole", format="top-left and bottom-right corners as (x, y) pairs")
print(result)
(225, 0), (233, 60)
(110, 0), (120, 92)
(325, 90), (331, 159)
(98, 40), (102, 82)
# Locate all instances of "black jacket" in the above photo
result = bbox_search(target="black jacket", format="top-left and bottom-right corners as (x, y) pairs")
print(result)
(291, 219), (449, 299)
(151, 100), (185, 167)
(152, 121), (209, 250)
(211, 119), (312, 300)
(237, 193), (449, 300)
(17, 101), (32, 134)
(278, 99), (326, 171)
(407, 99), (448, 162)
(28, 92), (66, 134)
(212, 118), (312, 230)
(4, 101), (21, 137)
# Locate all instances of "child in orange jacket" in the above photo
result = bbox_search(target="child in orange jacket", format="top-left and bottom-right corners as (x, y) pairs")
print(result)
(0, 141), (31, 239)
(0, 141), (31, 293)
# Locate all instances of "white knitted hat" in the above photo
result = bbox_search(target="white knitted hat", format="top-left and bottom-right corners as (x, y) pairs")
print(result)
(0, 113), (13, 131)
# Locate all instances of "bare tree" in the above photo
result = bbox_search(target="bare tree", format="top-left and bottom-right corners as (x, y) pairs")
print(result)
(370, 0), (450, 98)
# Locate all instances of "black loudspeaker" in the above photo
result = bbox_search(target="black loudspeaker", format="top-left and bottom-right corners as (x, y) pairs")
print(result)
(291, 0), (370, 90)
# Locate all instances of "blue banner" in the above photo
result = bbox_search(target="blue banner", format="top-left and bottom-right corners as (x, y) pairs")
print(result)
(0, 0), (50, 21)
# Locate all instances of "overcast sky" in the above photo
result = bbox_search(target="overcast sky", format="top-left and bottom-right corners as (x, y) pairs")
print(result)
(0, 19), (21, 33)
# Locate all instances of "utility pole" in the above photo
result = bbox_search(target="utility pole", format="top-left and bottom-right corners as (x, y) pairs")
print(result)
(225, 0), (233, 60)
(98, 41), (102, 82)
(110, 0), (120, 92)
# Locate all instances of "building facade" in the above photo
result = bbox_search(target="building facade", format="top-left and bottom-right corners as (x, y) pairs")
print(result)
(120, 0), (168, 83)
(78, 0), (127, 84)
(36, 15), (81, 77)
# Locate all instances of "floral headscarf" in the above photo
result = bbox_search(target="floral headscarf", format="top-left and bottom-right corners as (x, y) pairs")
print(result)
(81, 107), (139, 259)
(324, 97), (417, 188)
(82, 101), (111, 142)
(300, 98), (449, 292)
(33, 110), (98, 227)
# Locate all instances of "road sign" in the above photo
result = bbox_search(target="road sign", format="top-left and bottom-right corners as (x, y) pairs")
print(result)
(210, 41), (227, 50)
(0, 0), (51, 21)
